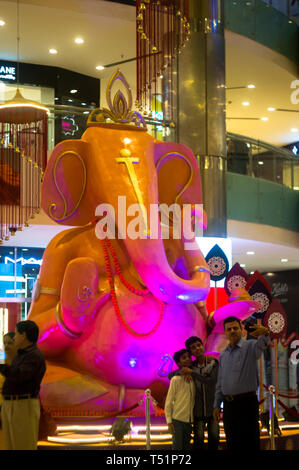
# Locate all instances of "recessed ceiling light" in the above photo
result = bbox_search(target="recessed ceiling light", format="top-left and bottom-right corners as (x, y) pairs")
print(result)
(70, 89), (78, 94)
(96, 65), (105, 71)
(250, 271), (254, 275)
(75, 37), (84, 44)
(281, 258), (288, 262)
(267, 107), (275, 111)
(242, 101), (250, 106)
(68, 99), (73, 102)
(81, 102), (87, 106)
(54, 97), (59, 101)
(240, 264), (246, 268)
(247, 84), (255, 88)
(267, 272), (275, 276)
(291, 128), (298, 132)
(258, 161), (264, 165)
(246, 251), (255, 255)
(49, 49), (58, 54)
(261, 117), (269, 121)
(0, 20), (5, 27)
(83, 111), (89, 114)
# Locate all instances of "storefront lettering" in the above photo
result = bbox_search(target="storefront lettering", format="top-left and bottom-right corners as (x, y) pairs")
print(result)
(4, 256), (42, 266)
(0, 65), (16, 81)
(271, 282), (288, 297)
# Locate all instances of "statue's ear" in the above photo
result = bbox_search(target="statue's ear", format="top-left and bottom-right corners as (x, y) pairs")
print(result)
(154, 141), (203, 207)
(42, 139), (94, 226)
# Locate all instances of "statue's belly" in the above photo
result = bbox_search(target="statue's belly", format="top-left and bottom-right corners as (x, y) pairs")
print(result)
(67, 284), (207, 388)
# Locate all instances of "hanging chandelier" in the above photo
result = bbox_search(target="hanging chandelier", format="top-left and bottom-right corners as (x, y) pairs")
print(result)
(136, 1), (190, 124)
(0, 0), (49, 244)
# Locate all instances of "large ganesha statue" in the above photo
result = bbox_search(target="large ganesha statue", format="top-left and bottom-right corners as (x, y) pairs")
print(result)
(29, 71), (257, 412)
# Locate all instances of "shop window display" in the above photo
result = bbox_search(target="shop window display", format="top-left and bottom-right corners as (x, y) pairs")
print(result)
(0, 246), (44, 360)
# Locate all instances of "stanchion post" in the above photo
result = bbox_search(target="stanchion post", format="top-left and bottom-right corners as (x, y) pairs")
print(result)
(145, 389), (151, 450)
(269, 385), (276, 450)
(257, 319), (264, 413)
(274, 338), (279, 417)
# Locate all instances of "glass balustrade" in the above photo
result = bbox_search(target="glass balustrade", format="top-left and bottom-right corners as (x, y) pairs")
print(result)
(227, 132), (299, 190)
(46, 104), (299, 191)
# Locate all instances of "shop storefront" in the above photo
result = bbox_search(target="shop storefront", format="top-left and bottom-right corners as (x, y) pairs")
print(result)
(0, 59), (100, 150)
(0, 245), (44, 357)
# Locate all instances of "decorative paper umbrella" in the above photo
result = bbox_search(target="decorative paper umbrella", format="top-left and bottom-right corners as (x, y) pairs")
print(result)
(205, 244), (229, 310)
(0, 0), (48, 243)
(136, 1), (190, 124)
(0, 89), (48, 242)
(264, 299), (287, 340)
(245, 271), (272, 320)
(224, 262), (249, 297)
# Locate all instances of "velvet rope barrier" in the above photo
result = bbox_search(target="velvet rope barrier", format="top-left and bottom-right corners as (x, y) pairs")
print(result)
(263, 384), (299, 399)
(277, 399), (299, 418)
(277, 392), (299, 399)
(258, 398), (266, 405)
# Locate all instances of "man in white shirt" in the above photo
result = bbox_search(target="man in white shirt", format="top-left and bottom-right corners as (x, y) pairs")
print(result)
(164, 349), (195, 450)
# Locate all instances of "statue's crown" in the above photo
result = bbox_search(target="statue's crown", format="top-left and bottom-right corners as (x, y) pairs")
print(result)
(87, 69), (146, 130)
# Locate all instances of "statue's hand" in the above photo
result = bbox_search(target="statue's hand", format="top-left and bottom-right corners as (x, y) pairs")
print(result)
(61, 257), (109, 334)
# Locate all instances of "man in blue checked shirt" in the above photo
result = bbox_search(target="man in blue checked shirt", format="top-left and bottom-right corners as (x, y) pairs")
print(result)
(213, 316), (270, 450)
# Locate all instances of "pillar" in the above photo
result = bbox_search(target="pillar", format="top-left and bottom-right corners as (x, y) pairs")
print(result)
(177, 0), (227, 237)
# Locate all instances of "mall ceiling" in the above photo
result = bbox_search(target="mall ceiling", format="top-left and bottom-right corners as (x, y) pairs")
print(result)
(0, 0), (298, 147)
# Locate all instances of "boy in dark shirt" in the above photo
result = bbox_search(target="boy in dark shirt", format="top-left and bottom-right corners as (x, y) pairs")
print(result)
(169, 336), (219, 450)
(185, 336), (219, 450)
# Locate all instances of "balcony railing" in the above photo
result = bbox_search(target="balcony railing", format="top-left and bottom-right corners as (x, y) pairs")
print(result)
(46, 104), (299, 191)
(227, 131), (299, 190)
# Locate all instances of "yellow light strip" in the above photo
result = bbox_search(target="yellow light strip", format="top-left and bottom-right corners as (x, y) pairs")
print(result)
(280, 424), (299, 429)
(55, 422), (226, 434)
(48, 422), (299, 446)
(0, 103), (50, 113)
(57, 425), (111, 432)
(47, 436), (115, 444)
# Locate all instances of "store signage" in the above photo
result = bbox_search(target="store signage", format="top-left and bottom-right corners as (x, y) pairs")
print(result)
(4, 256), (42, 266)
(62, 115), (79, 136)
(272, 282), (288, 297)
(284, 142), (299, 157)
(0, 63), (16, 81)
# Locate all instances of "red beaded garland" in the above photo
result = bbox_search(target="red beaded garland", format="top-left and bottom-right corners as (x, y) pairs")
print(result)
(91, 219), (164, 338)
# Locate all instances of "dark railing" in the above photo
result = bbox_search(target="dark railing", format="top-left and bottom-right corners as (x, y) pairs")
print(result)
(227, 132), (299, 190)
(47, 104), (299, 191)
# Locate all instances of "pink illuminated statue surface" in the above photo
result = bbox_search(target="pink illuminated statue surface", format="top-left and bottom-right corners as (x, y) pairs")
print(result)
(28, 71), (258, 412)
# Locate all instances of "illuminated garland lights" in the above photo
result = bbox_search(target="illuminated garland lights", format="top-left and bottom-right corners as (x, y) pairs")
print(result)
(136, 1), (190, 123)
(0, 120), (46, 243)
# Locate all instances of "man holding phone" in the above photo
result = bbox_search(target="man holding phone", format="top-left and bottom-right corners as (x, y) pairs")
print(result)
(213, 316), (269, 450)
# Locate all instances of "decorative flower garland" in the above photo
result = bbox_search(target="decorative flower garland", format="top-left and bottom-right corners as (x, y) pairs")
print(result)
(92, 220), (164, 338)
